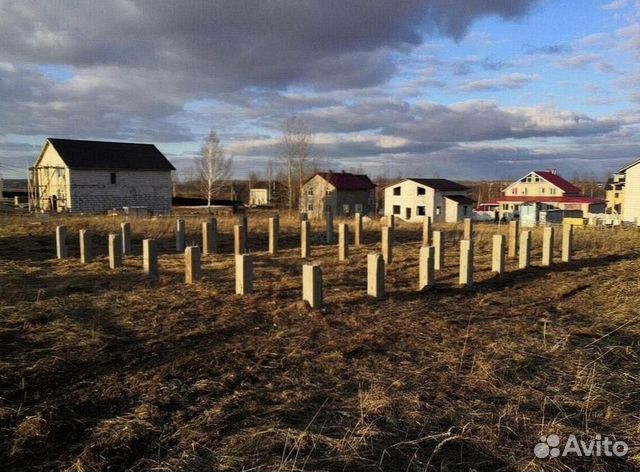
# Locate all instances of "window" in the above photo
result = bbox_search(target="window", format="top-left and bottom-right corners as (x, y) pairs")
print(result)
(307, 203), (313, 211)
(462, 206), (468, 216)
(393, 205), (401, 215)
(511, 188), (517, 195)
(110, 172), (117, 184)
(502, 204), (509, 210)
(307, 189), (314, 196)
(393, 186), (401, 196)
(355, 203), (363, 213)
(523, 188), (528, 195)
(436, 206), (441, 215)
(325, 189), (332, 196)
(342, 204), (350, 214)
(417, 187), (425, 196)
(534, 176), (541, 182)
(417, 206), (425, 216)
(541, 188), (545, 194)
(57, 168), (64, 178)
(615, 192), (619, 198)
(526, 175), (532, 183)
(550, 188), (556, 195)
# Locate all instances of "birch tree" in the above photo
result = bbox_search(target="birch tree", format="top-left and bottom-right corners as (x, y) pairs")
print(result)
(280, 117), (312, 213)
(197, 130), (233, 207)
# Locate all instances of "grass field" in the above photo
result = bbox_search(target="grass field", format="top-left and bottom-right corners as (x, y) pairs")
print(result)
(1, 211), (639, 472)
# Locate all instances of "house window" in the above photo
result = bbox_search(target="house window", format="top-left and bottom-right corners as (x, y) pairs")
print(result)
(110, 172), (117, 184)
(615, 192), (619, 198)
(502, 204), (509, 210)
(342, 204), (350, 214)
(307, 203), (313, 211)
(511, 188), (517, 194)
(393, 205), (401, 215)
(534, 176), (541, 182)
(523, 188), (527, 195)
(541, 188), (545, 194)
(526, 176), (532, 183)
(307, 189), (314, 196)
(355, 203), (363, 213)
(326, 190), (332, 196)
(462, 206), (468, 216)
(417, 206), (425, 216)
(436, 206), (441, 215)
(56, 168), (64, 178)
(393, 186), (401, 196)
(417, 187), (425, 196)
(550, 188), (556, 195)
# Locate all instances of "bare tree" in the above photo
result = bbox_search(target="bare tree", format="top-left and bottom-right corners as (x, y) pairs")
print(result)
(196, 130), (233, 207)
(280, 117), (313, 213)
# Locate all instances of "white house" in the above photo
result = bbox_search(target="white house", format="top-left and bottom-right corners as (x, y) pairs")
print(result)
(615, 159), (640, 224)
(29, 138), (175, 214)
(383, 178), (474, 223)
(478, 170), (605, 220)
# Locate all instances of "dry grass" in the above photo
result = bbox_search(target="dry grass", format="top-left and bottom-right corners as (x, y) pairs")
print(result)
(1, 210), (640, 471)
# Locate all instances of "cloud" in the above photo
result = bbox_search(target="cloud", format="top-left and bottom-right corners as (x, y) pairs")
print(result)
(556, 54), (618, 73)
(524, 44), (571, 55)
(460, 73), (538, 91)
(602, 0), (628, 10)
(0, 0), (538, 92)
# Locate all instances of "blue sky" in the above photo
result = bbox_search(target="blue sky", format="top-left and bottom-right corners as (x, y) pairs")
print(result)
(0, 0), (638, 181)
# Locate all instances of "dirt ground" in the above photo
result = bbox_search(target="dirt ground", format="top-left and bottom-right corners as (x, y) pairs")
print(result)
(1, 211), (639, 472)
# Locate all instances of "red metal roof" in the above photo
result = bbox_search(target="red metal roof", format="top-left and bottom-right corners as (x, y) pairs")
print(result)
(534, 171), (581, 194)
(315, 171), (376, 191)
(485, 196), (605, 204)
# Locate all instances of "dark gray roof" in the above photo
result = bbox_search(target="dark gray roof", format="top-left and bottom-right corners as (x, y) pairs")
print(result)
(47, 138), (175, 171)
(444, 194), (476, 205)
(407, 178), (470, 191)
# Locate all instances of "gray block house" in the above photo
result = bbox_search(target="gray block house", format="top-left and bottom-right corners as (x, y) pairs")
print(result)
(29, 138), (175, 214)
(300, 171), (377, 218)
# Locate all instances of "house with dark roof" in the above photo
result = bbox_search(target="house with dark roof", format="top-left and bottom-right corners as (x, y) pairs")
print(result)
(300, 171), (376, 218)
(29, 138), (175, 213)
(479, 169), (605, 222)
(383, 178), (474, 223)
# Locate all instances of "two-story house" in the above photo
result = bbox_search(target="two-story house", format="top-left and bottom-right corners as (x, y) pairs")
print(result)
(300, 171), (376, 218)
(480, 169), (605, 221)
(383, 178), (474, 223)
(610, 159), (640, 224)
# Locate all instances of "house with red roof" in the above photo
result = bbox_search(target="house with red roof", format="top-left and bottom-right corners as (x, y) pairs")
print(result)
(300, 171), (376, 218)
(478, 169), (605, 221)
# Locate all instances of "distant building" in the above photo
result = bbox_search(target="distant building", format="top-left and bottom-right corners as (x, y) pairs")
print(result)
(383, 178), (474, 223)
(29, 138), (175, 213)
(480, 169), (605, 220)
(249, 181), (283, 206)
(300, 171), (376, 218)
(611, 158), (640, 224)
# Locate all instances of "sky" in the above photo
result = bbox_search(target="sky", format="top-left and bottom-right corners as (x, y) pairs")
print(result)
(0, 0), (639, 181)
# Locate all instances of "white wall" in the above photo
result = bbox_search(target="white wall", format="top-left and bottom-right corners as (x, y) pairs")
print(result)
(383, 180), (470, 222)
(622, 163), (640, 223)
(69, 169), (172, 214)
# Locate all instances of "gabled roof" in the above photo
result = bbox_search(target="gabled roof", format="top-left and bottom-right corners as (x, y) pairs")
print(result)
(404, 178), (470, 191)
(534, 171), (581, 194)
(503, 170), (580, 195)
(312, 171), (376, 191)
(44, 138), (175, 171)
(618, 158), (640, 173)
(444, 194), (476, 205)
